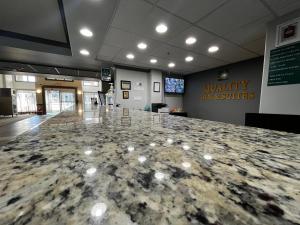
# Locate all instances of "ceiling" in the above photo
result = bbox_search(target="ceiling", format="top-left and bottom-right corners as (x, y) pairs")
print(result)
(0, 0), (300, 75)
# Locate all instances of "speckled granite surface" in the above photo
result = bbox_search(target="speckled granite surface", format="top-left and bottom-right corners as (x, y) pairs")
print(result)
(0, 107), (299, 225)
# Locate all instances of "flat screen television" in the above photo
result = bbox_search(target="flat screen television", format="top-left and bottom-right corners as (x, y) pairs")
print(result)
(164, 77), (184, 94)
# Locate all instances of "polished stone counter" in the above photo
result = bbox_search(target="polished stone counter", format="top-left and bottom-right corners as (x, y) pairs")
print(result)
(0, 107), (299, 225)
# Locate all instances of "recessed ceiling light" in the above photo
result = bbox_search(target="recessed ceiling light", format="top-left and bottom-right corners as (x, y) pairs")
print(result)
(156, 23), (168, 34)
(137, 42), (147, 50)
(185, 36), (197, 45)
(150, 58), (157, 64)
(208, 46), (219, 53)
(80, 49), (90, 56)
(168, 62), (175, 68)
(185, 56), (194, 62)
(80, 28), (93, 37)
(126, 53), (135, 60)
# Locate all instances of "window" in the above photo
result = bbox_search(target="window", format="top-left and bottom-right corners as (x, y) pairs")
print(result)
(15, 75), (36, 82)
(16, 90), (37, 113)
(83, 81), (98, 86)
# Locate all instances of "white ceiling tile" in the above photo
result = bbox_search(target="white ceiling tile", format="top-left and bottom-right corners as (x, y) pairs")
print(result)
(198, 0), (270, 35)
(111, 0), (190, 42)
(224, 15), (271, 45)
(205, 40), (258, 63)
(242, 38), (266, 55)
(63, 0), (119, 58)
(156, 0), (227, 23)
(97, 44), (121, 60)
(103, 27), (161, 52)
(264, 0), (300, 16)
(167, 26), (219, 51)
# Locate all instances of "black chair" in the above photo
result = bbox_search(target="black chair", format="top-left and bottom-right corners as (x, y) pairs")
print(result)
(151, 103), (167, 113)
(245, 113), (300, 133)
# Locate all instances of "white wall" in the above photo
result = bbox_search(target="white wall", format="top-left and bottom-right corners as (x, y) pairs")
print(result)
(165, 95), (183, 110)
(115, 68), (149, 109)
(260, 9), (300, 115)
(13, 80), (36, 90)
(0, 74), (4, 88)
(115, 68), (185, 110)
(0, 74), (36, 90)
(82, 80), (102, 93)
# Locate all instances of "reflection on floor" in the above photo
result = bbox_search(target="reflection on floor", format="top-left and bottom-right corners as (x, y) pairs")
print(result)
(0, 114), (53, 145)
(0, 114), (33, 127)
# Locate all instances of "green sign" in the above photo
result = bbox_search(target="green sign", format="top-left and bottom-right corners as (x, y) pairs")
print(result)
(268, 42), (300, 86)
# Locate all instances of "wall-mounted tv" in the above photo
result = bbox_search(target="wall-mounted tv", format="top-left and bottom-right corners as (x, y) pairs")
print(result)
(164, 77), (184, 94)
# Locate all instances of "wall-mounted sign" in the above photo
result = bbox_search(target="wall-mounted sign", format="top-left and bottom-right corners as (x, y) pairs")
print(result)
(200, 80), (255, 101)
(276, 17), (300, 47)
(101, 68), (112, 82)
(268, 42), (300, 86)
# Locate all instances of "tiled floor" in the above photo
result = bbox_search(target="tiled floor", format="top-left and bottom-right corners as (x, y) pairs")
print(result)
(0, 115), (53, 145)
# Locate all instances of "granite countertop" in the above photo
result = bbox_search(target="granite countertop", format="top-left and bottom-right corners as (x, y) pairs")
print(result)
(0, 107), (299, 225)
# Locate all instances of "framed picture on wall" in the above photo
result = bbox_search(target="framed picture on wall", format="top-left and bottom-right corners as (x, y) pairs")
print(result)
(123, 91), (129, 99)
(121, 80), (131, 90)
(123, 108), (129, 116)
(153, 82), (160, 92)
(276, 17), (300, 47)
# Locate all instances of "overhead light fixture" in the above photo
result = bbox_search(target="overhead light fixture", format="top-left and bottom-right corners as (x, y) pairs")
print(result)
(126, 53), (135, 60)
(80, 49), (90, 56)
(208, 46), (219, 53)
(150, 58), (157, 64)
(137, 42), (147, 50)
(156, 23), (168, 34)
(168, 62), (175, 68)
(185, 56), (194, 62)
(185, 36), (197, 45)
(80, 28), (93, 37)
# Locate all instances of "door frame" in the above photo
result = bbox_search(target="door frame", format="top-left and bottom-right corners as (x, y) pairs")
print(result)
(42, 86), (78, 114)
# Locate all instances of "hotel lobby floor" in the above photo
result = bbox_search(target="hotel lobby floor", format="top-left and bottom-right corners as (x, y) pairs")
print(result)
(0, 115), (54, 145)
(0, 107), (299, 225)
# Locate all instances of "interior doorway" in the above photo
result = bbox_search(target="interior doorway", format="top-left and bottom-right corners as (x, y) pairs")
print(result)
(45, 88), (76, 114)
(83, 92), (99, 111)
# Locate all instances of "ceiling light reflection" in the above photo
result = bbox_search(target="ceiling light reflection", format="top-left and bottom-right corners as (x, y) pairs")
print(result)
(91, 202), (107, 218)
(167, 138), (173, 144)
(85, 150), (93, 155)
(86, 167), (97, 175)
(204, 154), (212, 160)
(155, 172), (165, 181)
(182, 162), (191, 169)
(138, 156), (147, 163)
(182, 143), (190, 150)
(127, 145), (135, 152)
(149, 143), (156, 147)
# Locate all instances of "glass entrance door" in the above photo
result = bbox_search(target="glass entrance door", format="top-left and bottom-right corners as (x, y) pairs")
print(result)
(45, 89), (76, 114)
(45, 90), (60, 114)
(60, 91), (75, 111)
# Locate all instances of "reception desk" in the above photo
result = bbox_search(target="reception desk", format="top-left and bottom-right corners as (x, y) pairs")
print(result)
(0, 108), (299, 225)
